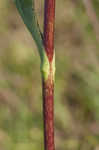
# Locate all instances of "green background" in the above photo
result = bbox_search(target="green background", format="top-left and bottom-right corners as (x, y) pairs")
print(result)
(0, 0), (99, 149)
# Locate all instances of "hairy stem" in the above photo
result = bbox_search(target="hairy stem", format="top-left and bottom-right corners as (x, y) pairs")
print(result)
(42, 63), (55, 150)
(13, 0), (56, 149)
(42, 0), (56, 150)
(44, 0), (55, 62)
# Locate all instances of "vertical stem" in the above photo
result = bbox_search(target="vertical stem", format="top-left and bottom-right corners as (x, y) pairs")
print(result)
(44, 0), (55, 62)
(43, 0), (55, 150)
(13, 0), (55, 149)
(43, 73), (55, 150)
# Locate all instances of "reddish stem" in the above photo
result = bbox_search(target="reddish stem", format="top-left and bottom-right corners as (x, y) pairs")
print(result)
(44, 0), (55, 62)
(43, 0), (55, 150)
(43, 74), (55, 150)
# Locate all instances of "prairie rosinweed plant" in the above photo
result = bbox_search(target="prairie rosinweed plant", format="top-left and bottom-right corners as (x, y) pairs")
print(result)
(13, 0), (56, 150)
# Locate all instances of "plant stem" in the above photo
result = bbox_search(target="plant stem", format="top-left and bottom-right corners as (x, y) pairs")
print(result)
(42, 0), (55, 150)
(42, 70), (55, 150)
(44, 0), (55, 62)
(13, 0), (55, 149)
(14, 0), (55, 149)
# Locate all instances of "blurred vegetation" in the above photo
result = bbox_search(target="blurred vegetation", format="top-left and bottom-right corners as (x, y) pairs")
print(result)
(0, 0), (99, 149)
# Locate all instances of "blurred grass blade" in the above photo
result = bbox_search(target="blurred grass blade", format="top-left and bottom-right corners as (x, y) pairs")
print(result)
(13, 0), (44, 58)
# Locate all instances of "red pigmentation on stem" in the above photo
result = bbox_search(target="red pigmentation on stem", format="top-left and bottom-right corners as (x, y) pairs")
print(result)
(44, 0), (55, 62)
(43, 0), (56, 150)
(43, 76), (54, 150)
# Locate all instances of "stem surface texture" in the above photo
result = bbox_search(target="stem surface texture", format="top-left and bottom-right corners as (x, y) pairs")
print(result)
(43, 0), (55, 150)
